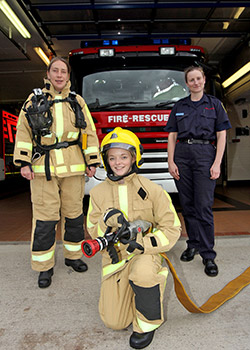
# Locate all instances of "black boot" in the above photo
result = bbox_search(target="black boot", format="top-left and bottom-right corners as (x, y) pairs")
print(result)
(129, 331), (155, 349)
(203, 259), (218, 277)
(180, 247), (199, 262)
(65, 258), (88, 272)
(38, 268), (54, 288)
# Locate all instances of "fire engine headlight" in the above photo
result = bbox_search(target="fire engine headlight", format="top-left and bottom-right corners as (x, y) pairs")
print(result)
(159, 47), (175, 55)
(99, 49), (115, 57)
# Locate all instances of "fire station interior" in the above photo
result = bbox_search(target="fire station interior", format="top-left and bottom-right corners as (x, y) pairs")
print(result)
(1, 1), (250, 240)
(1, 2), (250, 350)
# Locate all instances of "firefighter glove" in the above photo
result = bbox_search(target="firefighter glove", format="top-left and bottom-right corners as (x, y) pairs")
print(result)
(127, 240), (144, 254)
(103, 208), (128, 231)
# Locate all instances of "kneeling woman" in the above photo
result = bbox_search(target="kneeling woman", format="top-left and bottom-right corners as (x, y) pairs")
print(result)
(86, 127), (181, 349)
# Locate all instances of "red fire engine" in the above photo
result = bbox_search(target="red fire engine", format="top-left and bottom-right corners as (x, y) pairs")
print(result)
(69, 38), (219, 193)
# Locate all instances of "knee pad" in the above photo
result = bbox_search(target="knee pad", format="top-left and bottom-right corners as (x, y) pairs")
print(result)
(64, 213), (84, 242)
(129, 281), (161, 320)
(32, 219), (58, 251)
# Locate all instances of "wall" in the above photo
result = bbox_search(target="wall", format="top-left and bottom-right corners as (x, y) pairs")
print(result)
(225, 76), (250, 181)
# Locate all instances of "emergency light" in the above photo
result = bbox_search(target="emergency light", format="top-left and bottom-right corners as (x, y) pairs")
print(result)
(99, 48), (115, 57)
(159, 47), (175, 55)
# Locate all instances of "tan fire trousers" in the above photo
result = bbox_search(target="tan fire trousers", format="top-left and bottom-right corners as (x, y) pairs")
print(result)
(30, 175), (85, 271)
(99, 253), (168, 333)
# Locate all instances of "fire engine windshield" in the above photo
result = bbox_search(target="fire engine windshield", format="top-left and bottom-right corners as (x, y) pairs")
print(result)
(82, 70), (188, 110)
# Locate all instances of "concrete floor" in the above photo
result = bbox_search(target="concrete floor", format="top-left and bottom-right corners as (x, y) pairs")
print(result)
(0, 182), (250, 349)
(0, 237), (250, 350)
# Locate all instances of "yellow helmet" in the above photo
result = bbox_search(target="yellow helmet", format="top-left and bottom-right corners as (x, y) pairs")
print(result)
(101, 127), (143, 175)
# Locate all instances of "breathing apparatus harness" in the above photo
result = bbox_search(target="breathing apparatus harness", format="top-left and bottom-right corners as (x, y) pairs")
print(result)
(23, 88), (87, 180)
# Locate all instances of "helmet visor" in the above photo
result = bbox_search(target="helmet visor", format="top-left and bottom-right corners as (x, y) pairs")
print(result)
(102, 142), (136, 153)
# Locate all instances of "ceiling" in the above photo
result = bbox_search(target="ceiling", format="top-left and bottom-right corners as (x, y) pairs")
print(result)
(1, 0), (250, 107)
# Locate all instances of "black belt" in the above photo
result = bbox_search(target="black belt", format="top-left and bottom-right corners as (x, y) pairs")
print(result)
(179, 138), (214, 145)
(34, 135), (80, 181)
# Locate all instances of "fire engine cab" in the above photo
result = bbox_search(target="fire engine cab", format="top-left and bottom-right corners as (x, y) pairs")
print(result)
(69, 38), (218, 193)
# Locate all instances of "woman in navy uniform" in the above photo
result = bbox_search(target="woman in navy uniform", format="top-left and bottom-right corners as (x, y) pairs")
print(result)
(165, 66), (231, 277)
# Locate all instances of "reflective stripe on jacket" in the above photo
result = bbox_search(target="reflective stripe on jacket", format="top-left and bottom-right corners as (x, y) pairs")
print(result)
(14, 79), (100, 177)
(87, 173), (181, 280)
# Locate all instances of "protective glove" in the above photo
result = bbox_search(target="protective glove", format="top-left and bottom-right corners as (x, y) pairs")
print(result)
(127, 240), (144, 254)
(103, 208), (128, 231)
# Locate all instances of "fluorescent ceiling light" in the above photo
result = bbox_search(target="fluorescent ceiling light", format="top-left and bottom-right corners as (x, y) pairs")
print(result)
(222, 61), (250, 88)
(34, 47), (50, 66)
(234, 7), (245, 19)
(0, 0), (31, 39)
(223, 22), (230, 30)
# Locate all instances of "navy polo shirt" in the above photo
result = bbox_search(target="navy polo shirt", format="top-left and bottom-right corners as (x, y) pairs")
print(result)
(164, 94), (231, 140)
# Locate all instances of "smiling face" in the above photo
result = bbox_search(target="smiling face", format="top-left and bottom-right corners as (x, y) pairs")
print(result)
(47, 60), (70, 92)
(185, 68), (206, 95)
(107, 147), (135, 177)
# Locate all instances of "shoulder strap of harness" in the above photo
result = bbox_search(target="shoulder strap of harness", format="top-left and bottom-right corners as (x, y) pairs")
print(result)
(27, 89), (87, 181)
(54, 91), (87, 130)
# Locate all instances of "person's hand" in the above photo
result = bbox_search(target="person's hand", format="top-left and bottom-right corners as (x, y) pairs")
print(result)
(103, 208), (128, 230)
(168, 161), (180, 180)
(86, 166), (96, 177)
(210, 162), (221, 180)
(21, 165), (34, 180)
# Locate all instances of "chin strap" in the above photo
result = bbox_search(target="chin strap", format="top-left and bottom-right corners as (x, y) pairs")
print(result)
(161, 252), (250, 313)
(107, 163), (138, 182)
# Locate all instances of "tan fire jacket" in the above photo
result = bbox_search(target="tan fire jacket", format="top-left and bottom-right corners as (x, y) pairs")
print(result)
(87, 173), (181, 279)
(14, 79), (100, 177)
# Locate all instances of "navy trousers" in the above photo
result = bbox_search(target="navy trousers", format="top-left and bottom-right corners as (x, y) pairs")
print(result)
(174, 142), (217, 260)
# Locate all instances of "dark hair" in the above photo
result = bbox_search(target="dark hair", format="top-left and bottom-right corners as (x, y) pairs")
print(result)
(47, 57), (71, 74)
(184, 66), (205, 83)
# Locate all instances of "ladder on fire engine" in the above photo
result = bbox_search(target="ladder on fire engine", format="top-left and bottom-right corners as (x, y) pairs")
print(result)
(161, 253), (250, 313)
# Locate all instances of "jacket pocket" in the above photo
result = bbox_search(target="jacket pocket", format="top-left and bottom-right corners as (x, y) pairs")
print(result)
(176, 114), (189, 132)
(132, 199), (154, 223)
(30, 177), (44, 205)
(199, 109), (217, 133)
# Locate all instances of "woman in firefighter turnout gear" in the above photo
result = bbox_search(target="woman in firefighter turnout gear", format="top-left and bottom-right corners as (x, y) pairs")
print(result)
(14, 57), (101, 288)
(86, 127), (181, 349)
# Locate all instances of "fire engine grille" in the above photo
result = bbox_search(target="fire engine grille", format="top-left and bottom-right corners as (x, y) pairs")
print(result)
(138, 149), (170, 179)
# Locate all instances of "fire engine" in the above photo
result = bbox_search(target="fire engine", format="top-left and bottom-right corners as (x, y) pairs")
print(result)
(69, 38), (220, 193)
(0, 109), (20, 181)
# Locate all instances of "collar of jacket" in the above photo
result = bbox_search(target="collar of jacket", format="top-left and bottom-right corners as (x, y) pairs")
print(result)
(42, 78), (71, 99)
(183, 93), (209, 107)
(106, 172), (137, 186)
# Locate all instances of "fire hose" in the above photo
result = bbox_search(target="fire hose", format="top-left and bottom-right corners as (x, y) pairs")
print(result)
(82, 223), (250, 313)
(160, 252), (250, 313)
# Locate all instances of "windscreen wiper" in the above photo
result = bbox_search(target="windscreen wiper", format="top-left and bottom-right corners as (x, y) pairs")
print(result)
(155, 100), (176, 108)
(89, 100), (148, 110)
